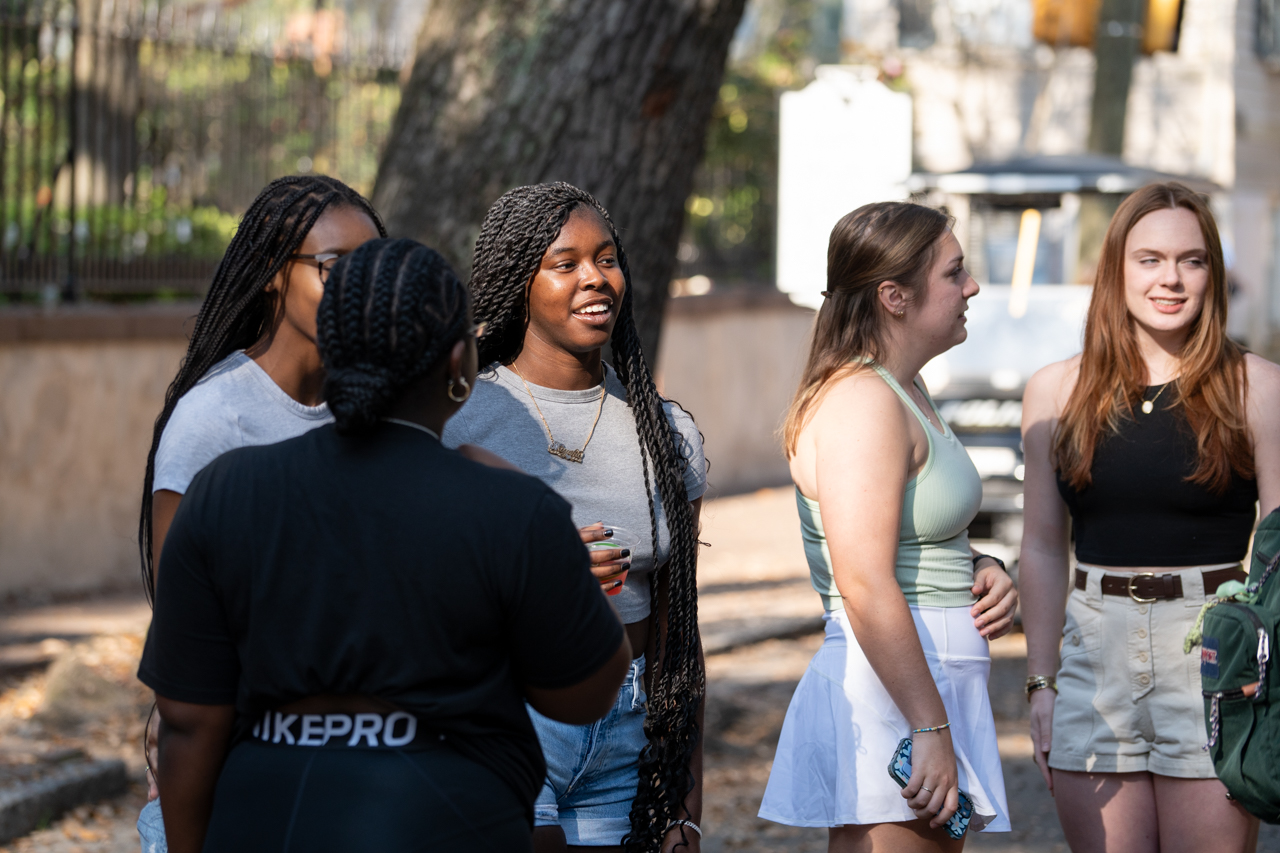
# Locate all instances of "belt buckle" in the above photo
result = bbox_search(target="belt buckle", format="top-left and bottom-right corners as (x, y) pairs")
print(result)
(1128, 572), (1157, 604)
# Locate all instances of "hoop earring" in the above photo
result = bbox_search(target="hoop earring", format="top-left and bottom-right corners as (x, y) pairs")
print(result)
(447, 376), (471, 403)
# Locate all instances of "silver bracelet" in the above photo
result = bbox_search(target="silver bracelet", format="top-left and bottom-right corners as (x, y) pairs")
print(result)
(666, 818), (702, 838)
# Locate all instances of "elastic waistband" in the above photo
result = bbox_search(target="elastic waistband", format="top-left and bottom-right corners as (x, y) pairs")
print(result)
(250, 709), (440, 749)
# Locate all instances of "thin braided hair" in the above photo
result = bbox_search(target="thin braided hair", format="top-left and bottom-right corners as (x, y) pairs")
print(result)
(469, 182), (703, 853)
(317, 238), (469, 433)
(138, 175), (386, 604)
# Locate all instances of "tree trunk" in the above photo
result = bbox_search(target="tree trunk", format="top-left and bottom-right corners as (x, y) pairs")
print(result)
(74, 0), (140, 211)
(372, 0), (748, 360)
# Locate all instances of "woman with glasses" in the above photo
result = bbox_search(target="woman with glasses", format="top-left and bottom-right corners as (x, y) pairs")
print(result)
(136, 175), (384, 845)
(141, 175), (385, 596)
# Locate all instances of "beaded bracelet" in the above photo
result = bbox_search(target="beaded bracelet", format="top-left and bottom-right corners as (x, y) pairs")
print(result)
(666, 819), (702, 838)
(911, 722), (951, 734)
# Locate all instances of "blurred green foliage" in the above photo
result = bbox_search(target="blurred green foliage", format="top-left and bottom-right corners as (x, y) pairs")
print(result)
(1, 0), (403, 299)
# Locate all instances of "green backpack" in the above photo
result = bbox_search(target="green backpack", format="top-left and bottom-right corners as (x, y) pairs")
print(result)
(1193, 507), (1280, 823)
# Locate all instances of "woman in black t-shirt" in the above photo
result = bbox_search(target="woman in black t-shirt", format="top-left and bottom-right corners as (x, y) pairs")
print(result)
(139, 239), (631, 853)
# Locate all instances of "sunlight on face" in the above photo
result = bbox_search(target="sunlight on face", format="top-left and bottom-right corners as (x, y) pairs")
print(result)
(911, 230), (979, 355)
(525, 208), (627, 356)
(1122, 207), (1209, 343)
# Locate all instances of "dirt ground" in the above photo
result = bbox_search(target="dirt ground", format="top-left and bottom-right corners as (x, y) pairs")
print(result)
(3, 487), (1279, 852)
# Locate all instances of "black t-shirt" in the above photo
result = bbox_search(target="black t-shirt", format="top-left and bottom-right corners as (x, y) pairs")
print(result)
(138, 421), (624, 810)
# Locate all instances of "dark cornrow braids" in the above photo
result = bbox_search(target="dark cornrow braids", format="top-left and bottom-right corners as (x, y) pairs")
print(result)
(316, 238), (469, 433)
(138, 175), (386, 604)
(469, 182), (704, 853)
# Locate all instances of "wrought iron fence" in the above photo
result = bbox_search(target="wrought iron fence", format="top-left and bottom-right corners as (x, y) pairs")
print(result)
(0, 0), (406, 302)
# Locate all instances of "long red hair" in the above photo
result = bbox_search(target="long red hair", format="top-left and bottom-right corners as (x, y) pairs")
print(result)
(1054, 182), (1252, 492)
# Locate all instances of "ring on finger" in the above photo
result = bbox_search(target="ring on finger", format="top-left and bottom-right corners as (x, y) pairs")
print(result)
(920, 786), (932, 793)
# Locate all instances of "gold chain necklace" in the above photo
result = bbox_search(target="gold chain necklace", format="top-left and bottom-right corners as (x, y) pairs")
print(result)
(509, 363), (607, 463)
(1141, 381), (1174, 414)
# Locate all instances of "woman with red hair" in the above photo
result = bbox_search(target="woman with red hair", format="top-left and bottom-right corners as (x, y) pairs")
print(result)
(1020, 182), (1280, 852)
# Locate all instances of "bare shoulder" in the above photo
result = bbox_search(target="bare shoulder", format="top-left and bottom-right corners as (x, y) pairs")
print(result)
(1245, 352), (1280, 396)
(1024, 355), (1080, 417)
(815, 367), (910, 427)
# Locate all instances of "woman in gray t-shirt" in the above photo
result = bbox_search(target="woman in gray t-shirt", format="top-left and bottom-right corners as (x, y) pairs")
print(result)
(136, 175), (385, 842)
(444, 182), (708, 853)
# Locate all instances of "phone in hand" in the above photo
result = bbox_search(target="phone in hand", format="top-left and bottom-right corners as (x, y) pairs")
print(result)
(887, 737), (974, 840)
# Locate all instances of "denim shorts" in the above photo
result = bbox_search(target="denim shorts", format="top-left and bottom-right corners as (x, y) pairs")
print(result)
(529, 655), (647, 845)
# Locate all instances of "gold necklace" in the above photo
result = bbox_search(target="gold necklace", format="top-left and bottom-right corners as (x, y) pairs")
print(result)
(509, 363), (607, 463)
(1141, 381), (1173, 414)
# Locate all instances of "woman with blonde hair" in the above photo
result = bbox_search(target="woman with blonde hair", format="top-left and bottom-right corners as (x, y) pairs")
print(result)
(1020, 182), (1280, 852)
(760, 201), (1015, 851)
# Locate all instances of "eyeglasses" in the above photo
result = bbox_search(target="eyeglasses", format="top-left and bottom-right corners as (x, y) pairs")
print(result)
(288, 253), (344, 282)
(469, 320), (489, 340)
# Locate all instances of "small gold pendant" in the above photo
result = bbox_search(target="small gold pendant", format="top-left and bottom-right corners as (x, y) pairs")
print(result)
(548, 441), (585, 463)
(1142, 401), (1154, 414)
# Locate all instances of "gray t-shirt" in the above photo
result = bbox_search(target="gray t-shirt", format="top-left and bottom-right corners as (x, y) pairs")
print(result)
(442, 363), (707, 623)
(154, 351), (333, 495)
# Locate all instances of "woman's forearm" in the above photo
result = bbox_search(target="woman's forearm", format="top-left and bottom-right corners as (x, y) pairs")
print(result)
(1020, 544), (1070, 677)
(843, 590), (946, 728)
(156, 697), (234, 853)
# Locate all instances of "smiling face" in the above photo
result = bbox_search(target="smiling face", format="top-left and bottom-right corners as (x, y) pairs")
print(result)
(524, 207), (626, 356)
(907, 230), (979, 355)
(1121, 206), (1209, 343)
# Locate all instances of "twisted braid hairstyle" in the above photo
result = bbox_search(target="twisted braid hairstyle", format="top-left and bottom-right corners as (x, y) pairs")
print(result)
(470, 182), (703, 853)
(138, 175), (385, 604)
(317, 238), (469, 433)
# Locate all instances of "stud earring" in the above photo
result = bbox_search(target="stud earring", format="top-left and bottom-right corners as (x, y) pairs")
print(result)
(447, 376), (471, 403)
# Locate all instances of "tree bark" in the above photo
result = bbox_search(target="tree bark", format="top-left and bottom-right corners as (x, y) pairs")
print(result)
(372, 0), (748, 360)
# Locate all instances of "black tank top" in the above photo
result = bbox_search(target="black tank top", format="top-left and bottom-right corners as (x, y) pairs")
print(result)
(1056, 384), (1258, 567)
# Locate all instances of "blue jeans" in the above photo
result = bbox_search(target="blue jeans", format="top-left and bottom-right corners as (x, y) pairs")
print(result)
(137, 799), (167, 853)
(529, 655), (648, 845)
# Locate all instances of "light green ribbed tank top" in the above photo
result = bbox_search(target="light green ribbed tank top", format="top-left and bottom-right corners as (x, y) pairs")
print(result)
(797, 361), (982, 610)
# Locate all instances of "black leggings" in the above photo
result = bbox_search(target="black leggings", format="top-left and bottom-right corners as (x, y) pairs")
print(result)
(203, 741), (532, 852)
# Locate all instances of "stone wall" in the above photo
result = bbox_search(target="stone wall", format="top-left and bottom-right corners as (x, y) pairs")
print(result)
(0, 306), (192, 599)
(657, 290), (814, 497)
(0, 294), (814, 597)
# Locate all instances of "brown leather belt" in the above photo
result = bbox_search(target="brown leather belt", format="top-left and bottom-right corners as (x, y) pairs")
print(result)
(1074, 566), (1246, 603)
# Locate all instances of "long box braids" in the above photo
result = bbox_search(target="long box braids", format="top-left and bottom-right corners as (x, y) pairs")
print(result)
(469, 181), (704, 853)
(138, 175), (385, 605)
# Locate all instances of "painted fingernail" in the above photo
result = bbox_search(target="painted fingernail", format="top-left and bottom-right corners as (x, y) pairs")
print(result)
(603, 528), (614, 537)
(620, 549), (631, 558)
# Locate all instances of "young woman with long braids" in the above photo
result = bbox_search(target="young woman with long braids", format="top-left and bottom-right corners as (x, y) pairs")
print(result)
(442, 182), (708, 853)
(1020, 183), (1280, 852)
(760, 202), (1015, 851)
(139, 237), (630, 852)
(140, 174), (385, 598)
(134, 174), (383, 843)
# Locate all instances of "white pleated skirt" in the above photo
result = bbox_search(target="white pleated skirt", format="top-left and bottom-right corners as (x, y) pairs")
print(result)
(759, 606), (1010, 832)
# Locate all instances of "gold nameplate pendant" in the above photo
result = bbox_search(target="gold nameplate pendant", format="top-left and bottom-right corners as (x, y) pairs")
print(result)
(548, 442), (585, 463)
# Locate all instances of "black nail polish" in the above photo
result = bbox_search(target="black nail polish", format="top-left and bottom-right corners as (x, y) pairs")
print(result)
(620, 549), (631, 558)
(604, 528), (614, 537)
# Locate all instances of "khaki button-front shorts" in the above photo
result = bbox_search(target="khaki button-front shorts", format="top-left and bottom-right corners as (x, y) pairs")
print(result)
(1047, 564), (1229, 778)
